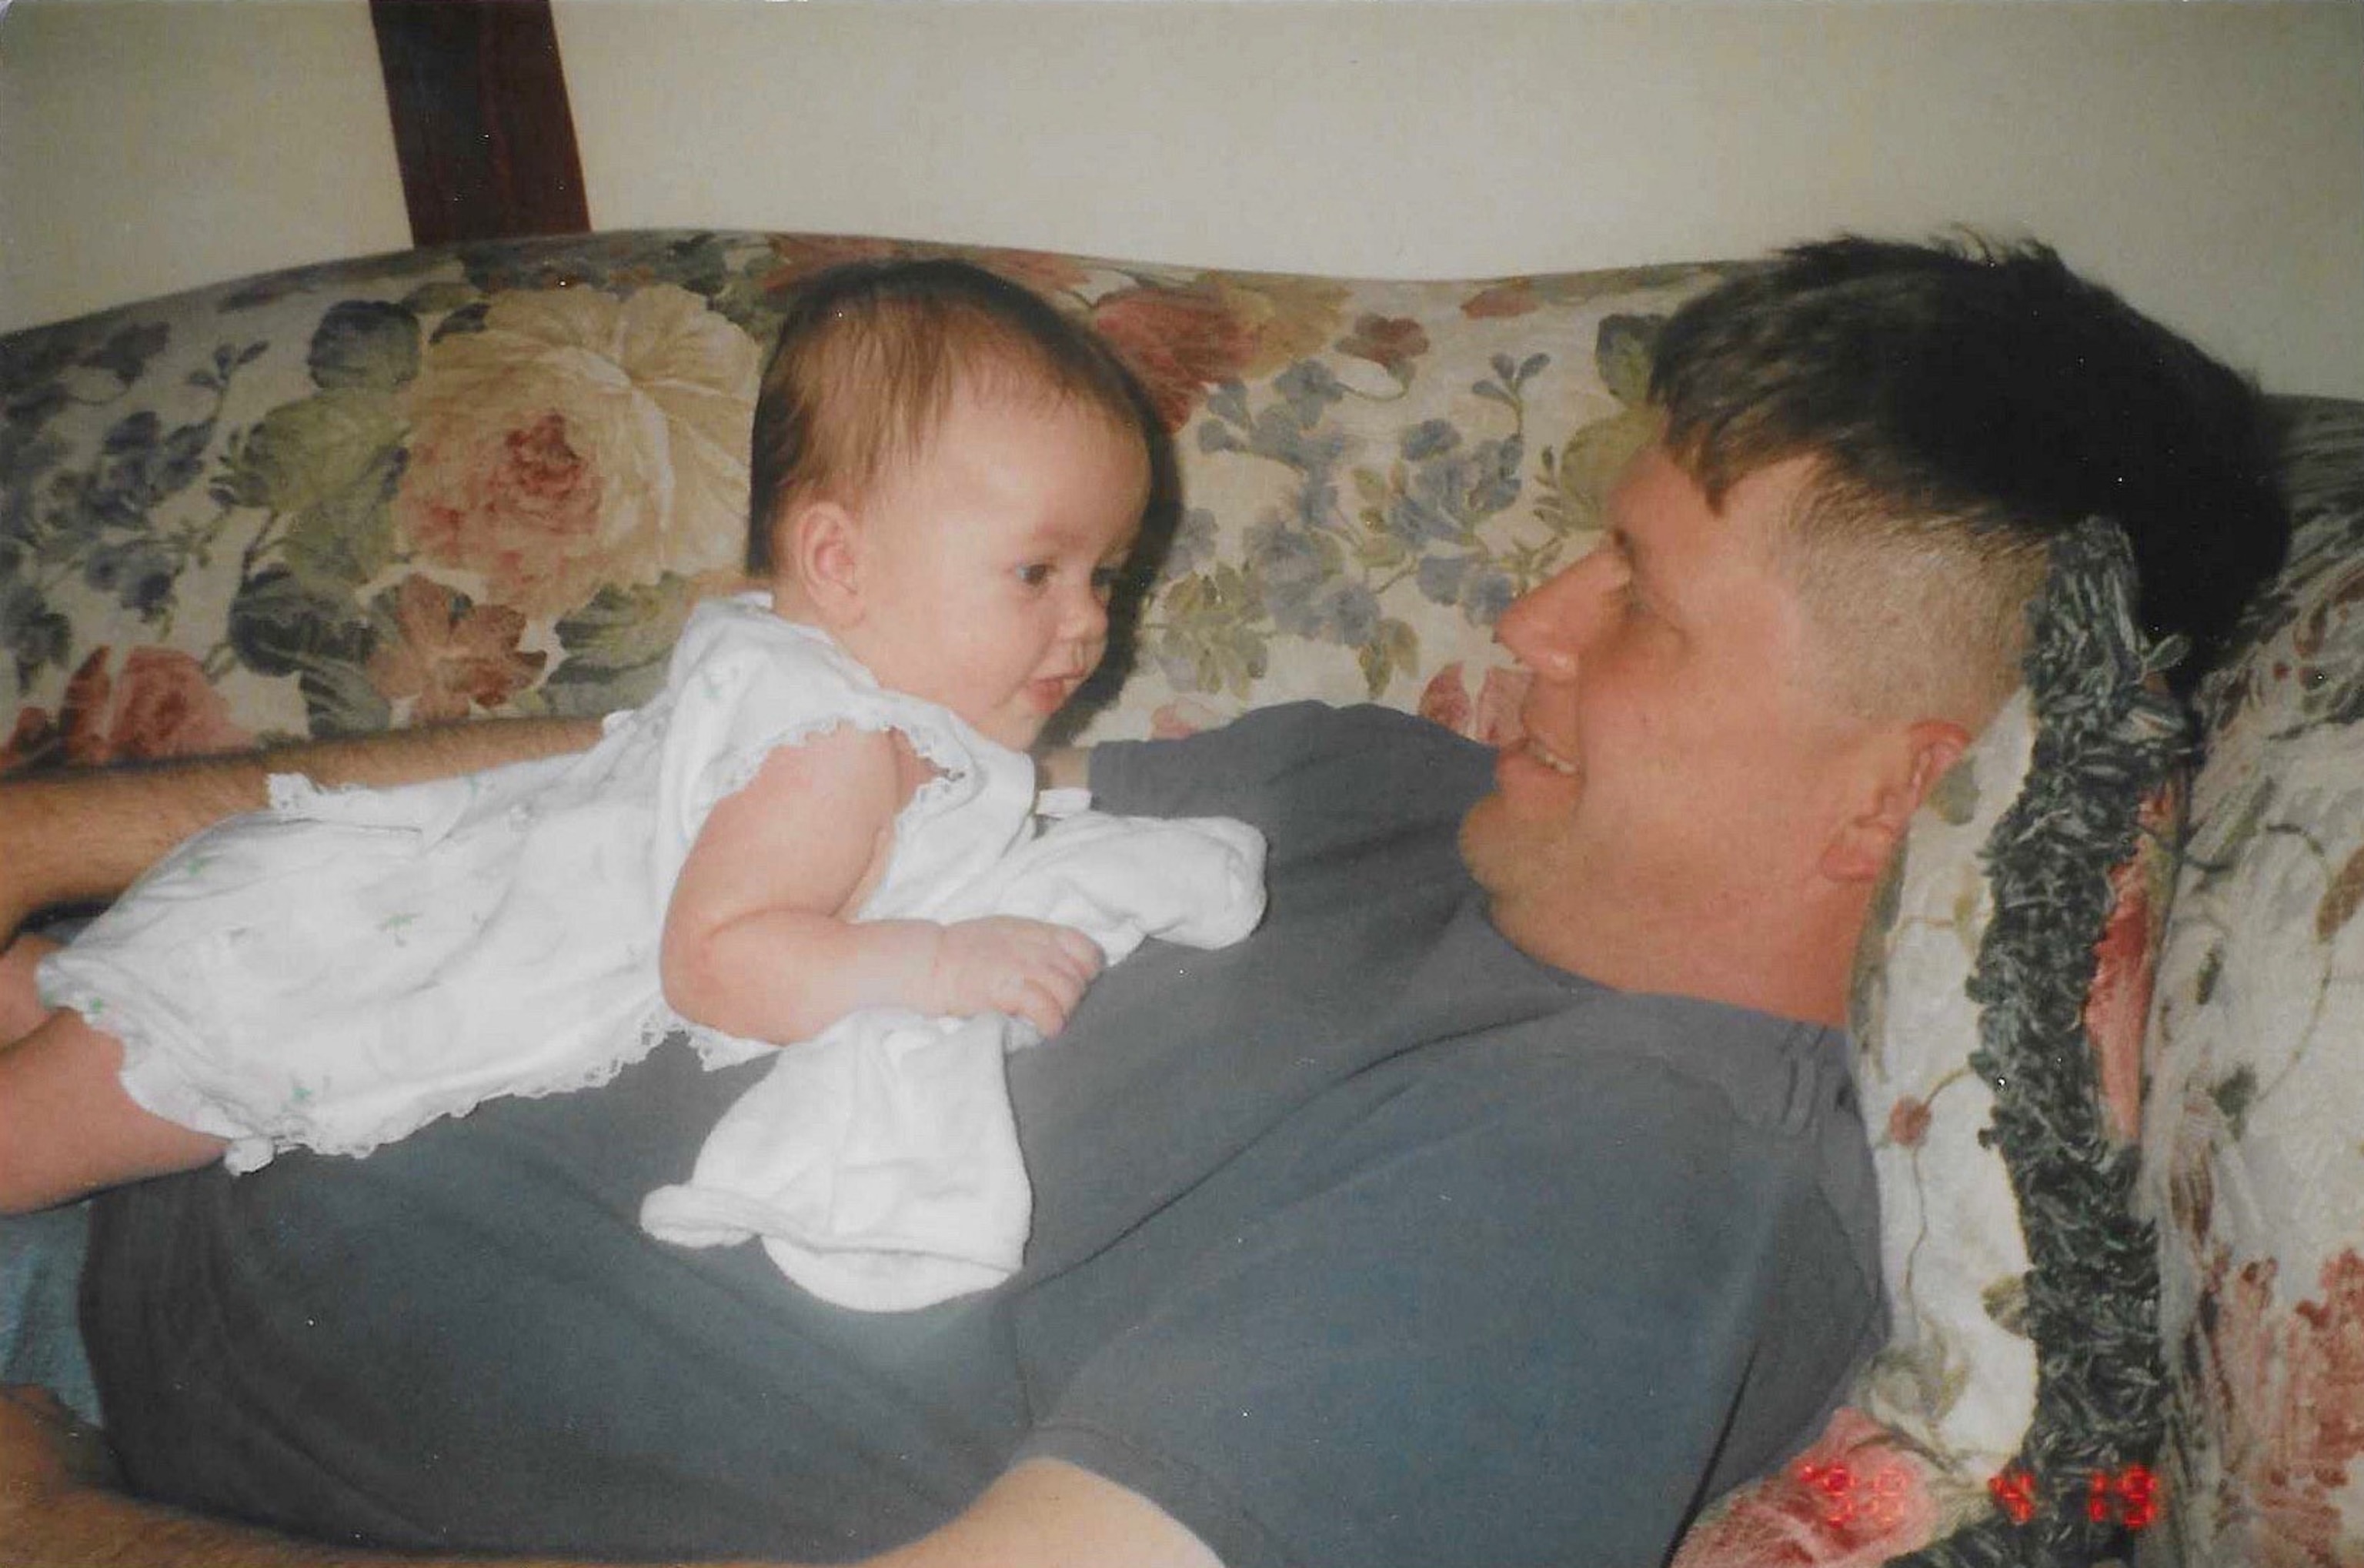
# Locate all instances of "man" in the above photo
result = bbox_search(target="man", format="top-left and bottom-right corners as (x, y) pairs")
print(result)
(0, 235), (2286, 1567)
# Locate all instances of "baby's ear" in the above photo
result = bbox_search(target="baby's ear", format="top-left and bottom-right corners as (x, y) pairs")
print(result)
(789, 501), (866, 625)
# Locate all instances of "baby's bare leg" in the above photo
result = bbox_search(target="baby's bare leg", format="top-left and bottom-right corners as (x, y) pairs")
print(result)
(0, 934), (59, 1044)
(0, 1009), (226, 1215)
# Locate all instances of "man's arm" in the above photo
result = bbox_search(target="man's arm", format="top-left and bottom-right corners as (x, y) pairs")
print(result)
(0, 1390), (1217, 1568)
(1034, 744), (1092, 792)
(0, 719), (603, 943)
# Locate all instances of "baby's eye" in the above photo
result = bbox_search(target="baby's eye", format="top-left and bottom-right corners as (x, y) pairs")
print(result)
(1090, 564), (1126, 601)
(1015, 562), (1053, 588)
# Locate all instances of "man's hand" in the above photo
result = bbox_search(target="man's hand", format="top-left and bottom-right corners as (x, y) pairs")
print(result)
(930, 918), (1105, 1038)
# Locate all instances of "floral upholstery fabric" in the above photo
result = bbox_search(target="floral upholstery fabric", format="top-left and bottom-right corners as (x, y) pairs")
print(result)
(0, 231), (1707, 762)
(2139, 396), (2364, 1568)
(3, 229), (2357, 1566)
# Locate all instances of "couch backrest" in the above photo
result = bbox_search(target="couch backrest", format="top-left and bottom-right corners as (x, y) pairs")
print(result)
(0, 229), (1725, 766)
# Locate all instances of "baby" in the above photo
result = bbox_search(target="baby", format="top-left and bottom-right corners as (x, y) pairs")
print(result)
(0, 259), (1264, 1281)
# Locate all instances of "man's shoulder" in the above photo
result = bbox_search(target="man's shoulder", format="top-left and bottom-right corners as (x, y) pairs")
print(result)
(1150, 699), (1475, 763)
(1094, 701), (1490, 826)
(1571, 994), (1857, 1141)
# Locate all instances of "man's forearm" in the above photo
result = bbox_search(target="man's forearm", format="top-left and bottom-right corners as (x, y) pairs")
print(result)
(8, 1485), (488, 1568)
(2, 1456), (1180, 1568)
(0, 719), (603, 935)
(0, 1386), (760, 1568)
(6, 1487), (743, 1568)
(2, 1382), (1214, 1568)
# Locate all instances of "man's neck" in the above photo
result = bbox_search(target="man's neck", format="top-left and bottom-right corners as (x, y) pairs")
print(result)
(1491, 884), (1866, 1031)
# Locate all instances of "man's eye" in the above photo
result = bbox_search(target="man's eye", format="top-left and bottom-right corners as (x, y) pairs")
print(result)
(1016, 563), (1053, 588)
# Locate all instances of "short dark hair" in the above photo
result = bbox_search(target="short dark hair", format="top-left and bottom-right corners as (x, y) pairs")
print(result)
(746, 257), (1150, 573)
(1650, 234), (2288, 709)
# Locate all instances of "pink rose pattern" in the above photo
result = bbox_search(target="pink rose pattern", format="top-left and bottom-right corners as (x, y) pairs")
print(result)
(366, 575), (549, 724)
(1672, 1407), (1943, 1568)
(1088, 283), (1263, 432)
(2171, 1249), (2364, 1567)
(403, 412), (609, 614)
(0, 646), (252, 776)
(1337, 313), (1431, 377)
(2082, 781), (2181, 1146)
(1885, 1097), (1933, 1152)
(391, 283), (758, 619)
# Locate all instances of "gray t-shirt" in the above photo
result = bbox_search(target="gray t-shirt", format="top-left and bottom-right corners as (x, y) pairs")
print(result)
(82, 702), (1881, 1568)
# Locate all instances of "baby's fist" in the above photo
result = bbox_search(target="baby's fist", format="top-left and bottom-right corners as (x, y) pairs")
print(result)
(930, 917), (1104, 1037)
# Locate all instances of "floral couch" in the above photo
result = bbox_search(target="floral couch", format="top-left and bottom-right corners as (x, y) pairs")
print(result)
(2, 230), (2359, 1567)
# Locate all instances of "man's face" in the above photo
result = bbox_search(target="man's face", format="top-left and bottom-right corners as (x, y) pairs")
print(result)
(1458, 442), (1881, 980)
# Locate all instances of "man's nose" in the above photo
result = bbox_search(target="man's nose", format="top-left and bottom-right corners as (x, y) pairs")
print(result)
(1494, 560), (1597, 678)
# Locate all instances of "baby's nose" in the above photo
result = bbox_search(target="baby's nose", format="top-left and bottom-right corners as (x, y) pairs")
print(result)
(1065, 587), (1110, 639)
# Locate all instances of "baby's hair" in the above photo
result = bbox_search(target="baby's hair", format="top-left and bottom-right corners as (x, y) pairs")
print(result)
(746, 257), (1150, 573)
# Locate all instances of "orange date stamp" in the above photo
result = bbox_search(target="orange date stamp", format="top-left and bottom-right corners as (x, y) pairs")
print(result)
(1988, 1463), (2161, 1530)
(1788, 1456), (2162, 1533)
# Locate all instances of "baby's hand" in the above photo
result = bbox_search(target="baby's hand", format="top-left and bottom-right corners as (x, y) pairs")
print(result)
(930, 917), (1104, 1038)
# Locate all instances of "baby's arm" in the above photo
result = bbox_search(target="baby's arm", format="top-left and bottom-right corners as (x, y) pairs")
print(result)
(659, 728), (1104, 1043)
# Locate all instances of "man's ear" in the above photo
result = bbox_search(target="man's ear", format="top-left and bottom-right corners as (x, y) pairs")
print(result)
(788, 500), (866, 626)
(1821, 719), (1972, 883)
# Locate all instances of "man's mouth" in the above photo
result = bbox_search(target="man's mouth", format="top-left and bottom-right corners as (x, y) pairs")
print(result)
(1520, 736), (1581, 776)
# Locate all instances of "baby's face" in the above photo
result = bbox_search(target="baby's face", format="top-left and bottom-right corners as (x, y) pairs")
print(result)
(836, 385), (1149, 751)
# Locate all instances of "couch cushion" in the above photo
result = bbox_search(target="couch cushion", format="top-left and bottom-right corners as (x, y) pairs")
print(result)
(2137, 395), (2364, 1568)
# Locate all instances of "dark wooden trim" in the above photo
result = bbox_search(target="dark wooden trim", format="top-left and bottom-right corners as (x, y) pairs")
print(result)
(370, 0), (590, 247)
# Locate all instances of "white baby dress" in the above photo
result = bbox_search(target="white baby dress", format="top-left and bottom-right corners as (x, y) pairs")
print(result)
(640, 794), (1267, 1309)
(40, 594), (1265, 1309)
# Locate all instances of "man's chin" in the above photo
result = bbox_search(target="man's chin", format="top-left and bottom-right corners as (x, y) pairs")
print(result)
(1460, 790), (1591, 899)
(1456, 793), (1521, 893)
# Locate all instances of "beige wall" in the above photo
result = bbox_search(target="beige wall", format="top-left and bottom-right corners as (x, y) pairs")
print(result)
(3, 0), (2359, 397)
(0, 0), (412, 330)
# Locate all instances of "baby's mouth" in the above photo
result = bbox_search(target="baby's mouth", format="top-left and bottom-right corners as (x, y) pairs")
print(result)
(1028, 672), (1087, 709)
